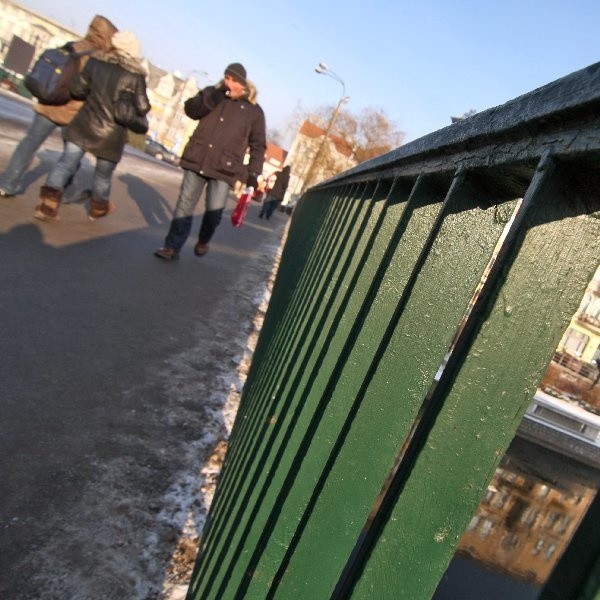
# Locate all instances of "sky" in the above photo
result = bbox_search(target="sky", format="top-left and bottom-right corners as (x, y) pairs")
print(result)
(17, 0), (600, 148)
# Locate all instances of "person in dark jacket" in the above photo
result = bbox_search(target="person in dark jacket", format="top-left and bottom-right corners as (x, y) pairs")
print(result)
(34, 30), (150, 222)
(0, 15), (117, 198)
(259, 165), (291, 220)
(154, 62), (266, 260)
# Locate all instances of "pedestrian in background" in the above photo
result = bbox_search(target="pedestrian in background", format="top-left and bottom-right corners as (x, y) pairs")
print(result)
(0, 15), (117, 198)
(34, 30), (150, 222)
(259, 164), (291, 220)
(154, 62), (266, 260)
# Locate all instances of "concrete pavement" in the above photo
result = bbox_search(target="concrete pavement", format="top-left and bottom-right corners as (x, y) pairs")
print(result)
(0, 98), (288, 599)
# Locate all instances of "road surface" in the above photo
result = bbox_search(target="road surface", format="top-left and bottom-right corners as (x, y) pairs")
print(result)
(0, 89), (288, 599)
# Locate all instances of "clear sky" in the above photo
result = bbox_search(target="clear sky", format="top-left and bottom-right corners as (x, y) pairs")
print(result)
(17, 0), (600, 147)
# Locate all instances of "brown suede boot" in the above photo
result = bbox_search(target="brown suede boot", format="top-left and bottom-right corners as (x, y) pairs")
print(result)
(34, 185), (62, 222)
(88, 197), (115, 221)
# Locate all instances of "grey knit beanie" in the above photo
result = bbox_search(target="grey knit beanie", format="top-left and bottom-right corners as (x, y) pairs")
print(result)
(224, 63), (247, 85)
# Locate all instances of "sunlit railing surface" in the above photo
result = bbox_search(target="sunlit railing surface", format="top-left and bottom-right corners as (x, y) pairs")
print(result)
(187, 63), (600, 599)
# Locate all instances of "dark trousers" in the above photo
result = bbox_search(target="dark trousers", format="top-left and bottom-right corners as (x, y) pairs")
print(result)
(260, 198), (279, 219)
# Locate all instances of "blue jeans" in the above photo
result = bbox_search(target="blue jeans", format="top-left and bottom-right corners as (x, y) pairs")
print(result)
(0, 112), (58, 195)
(164, 169), (230, 251)
(261, 197), (279, 219)
(46, 141), (116, 201)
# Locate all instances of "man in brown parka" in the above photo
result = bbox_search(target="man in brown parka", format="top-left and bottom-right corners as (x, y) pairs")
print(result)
(0, 15), (117, 197)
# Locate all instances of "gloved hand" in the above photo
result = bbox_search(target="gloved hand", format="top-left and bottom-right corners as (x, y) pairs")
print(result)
(246, 175), (258, 189)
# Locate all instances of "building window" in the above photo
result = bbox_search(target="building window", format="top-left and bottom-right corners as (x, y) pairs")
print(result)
(537, 484), (550, 498)
(502, 533), (519, 549)
(467, 515), (480, 531)
(480, 519), (494, 538)
(522, 507), (539, 527)
(532, 538), (545, 555)
(561, 328), (589, 356)
(545, 544), (557, 560)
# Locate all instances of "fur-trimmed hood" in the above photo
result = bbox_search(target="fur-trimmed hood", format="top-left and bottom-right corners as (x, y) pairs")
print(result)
(215, 78), (258, 104)
(95, 51), (147, 77)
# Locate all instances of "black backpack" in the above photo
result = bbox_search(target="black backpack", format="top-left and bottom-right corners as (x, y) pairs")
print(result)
(25, 43), (91, 105)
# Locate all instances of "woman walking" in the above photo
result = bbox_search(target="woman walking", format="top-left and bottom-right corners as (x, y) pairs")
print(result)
(34, 30), (150, 222)
(0, 15), (117, 198)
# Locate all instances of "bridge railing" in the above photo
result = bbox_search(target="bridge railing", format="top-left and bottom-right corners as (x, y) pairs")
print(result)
(188, 62), (600, 599)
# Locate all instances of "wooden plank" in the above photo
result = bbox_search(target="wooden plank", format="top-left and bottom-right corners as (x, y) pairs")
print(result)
(350, 158), (600, 599)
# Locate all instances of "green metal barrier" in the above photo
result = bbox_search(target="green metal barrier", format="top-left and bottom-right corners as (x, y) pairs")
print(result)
(187, 62), (600, 599)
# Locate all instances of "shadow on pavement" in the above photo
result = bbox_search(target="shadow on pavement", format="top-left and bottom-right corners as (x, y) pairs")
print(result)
(0, 214), (280, 598)
(119, 172), (174, 226)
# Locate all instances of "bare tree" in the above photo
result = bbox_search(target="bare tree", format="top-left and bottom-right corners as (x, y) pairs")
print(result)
(267, 128), (284, 147)
(290, 104), (404, 189)
(352, 107), (405, 163)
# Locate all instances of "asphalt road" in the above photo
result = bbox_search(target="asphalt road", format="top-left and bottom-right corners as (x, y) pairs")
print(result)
(0, 90), (288, 599)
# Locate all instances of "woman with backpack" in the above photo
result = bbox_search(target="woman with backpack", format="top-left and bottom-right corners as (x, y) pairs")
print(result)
(34, 30), (150, 222)
(0, 15), (117, 198)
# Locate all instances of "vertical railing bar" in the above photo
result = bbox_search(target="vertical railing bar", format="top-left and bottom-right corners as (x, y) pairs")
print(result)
(191, 182), (370, 597)
(216, 184), (353, 468)
(210, 184), (359, 492)
(225, 174), (422, 598)
(187, 184), (351, 594)
(232, 183), (357, 421)
(330, 153), (555, 600)
(219, 178), (400, 600)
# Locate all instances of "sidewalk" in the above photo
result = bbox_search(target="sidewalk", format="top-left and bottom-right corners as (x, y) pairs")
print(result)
(0, 120), (289, 599)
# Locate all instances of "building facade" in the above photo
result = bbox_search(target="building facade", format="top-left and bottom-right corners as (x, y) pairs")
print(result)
(457, 456), (596, 585)
(545, 266), (600, 402)
(0, 1), (214, 160)
(557, 266), (600, 365)
(283, 119), (357, 207)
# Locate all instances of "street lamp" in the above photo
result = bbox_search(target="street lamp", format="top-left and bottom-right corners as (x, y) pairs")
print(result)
(314, 63), (350, 133)
(301, 62), (349, 191)
(315, 62), (346, 98)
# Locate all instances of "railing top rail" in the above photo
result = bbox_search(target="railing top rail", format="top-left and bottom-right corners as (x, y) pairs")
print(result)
(316, 61), (600, 188)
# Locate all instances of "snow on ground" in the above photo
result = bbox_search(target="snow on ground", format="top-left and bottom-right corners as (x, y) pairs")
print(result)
(0, 93), (288, 597)
(13, 229), (287, 600)
(159, 251), (282, 600)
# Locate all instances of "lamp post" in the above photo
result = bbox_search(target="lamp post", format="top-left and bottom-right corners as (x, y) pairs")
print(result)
(315, 61), (346, 98)
(301, 62), (349, 192)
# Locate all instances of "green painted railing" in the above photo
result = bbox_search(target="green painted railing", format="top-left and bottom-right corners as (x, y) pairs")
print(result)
(187, 62), (600, 599)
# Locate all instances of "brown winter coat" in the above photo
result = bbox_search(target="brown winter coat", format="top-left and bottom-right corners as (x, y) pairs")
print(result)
(180, 80), (266, 188)
(34, 15), (117, 126)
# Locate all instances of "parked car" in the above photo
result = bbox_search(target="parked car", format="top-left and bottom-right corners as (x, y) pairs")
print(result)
(144, 138), (179, 165)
